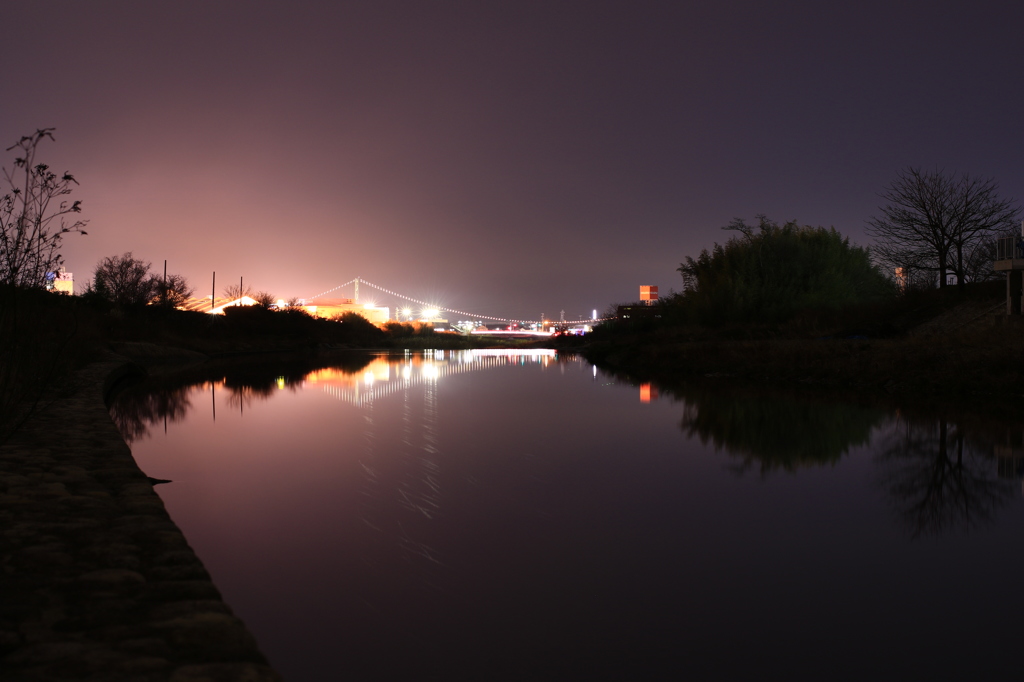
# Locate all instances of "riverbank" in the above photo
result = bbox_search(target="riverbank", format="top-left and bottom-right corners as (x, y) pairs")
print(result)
(0, 355), (281, 682)
(582, 319), (1024, 416)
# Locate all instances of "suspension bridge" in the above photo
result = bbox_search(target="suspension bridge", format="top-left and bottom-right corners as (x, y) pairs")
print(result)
(305, 277), (600, 326)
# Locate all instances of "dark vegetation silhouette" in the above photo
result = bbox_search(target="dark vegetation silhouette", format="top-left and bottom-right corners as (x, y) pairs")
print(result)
(674, 216), (893, 326)
(0, 128), (87, 288)
(592, 216), (895, 341)
(84, 252), (195, 309)
(868, 168), (1019, 292)
(0, 130), (91, 443)
(585, 210), (1020, 401)
(223, 282), (255, 300)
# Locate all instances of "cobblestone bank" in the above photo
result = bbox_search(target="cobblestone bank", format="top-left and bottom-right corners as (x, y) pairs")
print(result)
(0, 356), (281, 681)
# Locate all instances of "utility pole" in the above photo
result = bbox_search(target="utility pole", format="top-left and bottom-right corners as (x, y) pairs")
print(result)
(211, 272), (216, 312)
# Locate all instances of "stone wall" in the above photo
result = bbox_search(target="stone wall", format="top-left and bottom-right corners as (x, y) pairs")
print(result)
(0, 356), (281, 681)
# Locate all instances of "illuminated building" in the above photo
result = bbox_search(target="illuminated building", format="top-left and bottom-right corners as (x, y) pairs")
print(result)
(302, 298), (390, 324)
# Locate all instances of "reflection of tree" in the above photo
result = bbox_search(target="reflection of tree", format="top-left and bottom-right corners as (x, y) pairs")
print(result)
(678, 387), (884, 475)
(110, 386), (193, 443)
(876, 417), (1015, 538)
(110, 353), (379, 441)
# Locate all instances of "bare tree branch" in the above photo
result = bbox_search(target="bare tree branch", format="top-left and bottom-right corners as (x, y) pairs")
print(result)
(868, 168), (1019, 291)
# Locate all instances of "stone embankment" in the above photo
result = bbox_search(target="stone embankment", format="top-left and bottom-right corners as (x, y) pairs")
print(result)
(0, 354), (281, 681)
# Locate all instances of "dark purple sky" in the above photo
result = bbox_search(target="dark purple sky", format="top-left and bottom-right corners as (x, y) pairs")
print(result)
(5, 1), (1023, 320)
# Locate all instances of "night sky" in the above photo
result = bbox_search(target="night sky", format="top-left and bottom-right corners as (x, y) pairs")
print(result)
(5, 1), (1024, 321)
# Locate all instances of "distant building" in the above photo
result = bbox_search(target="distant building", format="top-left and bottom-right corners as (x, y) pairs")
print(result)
(46, 267), (73, 294)
(616, 304), (661, 320)
(302, 298), (390, 325)
(640, 285), (658, 305)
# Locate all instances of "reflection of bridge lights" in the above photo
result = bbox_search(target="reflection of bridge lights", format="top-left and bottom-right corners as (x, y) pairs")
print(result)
(402, 365), (412, 380)
(422, 364), (440, 380)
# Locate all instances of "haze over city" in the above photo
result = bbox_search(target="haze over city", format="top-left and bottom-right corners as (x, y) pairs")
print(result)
(5, 0), (1024, 319)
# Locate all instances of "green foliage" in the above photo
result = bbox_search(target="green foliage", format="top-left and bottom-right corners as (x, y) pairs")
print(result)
(676, 216), (893, 325)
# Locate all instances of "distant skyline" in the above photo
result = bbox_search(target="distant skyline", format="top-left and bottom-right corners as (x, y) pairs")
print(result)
(5, 1), (1024, 319)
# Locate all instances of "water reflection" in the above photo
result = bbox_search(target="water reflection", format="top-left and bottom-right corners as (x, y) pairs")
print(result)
(875, 415), (1017, 537)
(110, 385), (194, 443)
(114, 353), (1024, 679)
(674, 385), (884, 475)
(113, 349), (559, 441)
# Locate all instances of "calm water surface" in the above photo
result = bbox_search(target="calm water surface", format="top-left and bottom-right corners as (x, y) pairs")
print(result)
(113, 351), (1024, 681)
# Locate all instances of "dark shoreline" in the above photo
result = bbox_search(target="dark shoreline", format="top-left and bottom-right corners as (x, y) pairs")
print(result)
(0, 355), (282, 682)
(581, 325), (1024, 422)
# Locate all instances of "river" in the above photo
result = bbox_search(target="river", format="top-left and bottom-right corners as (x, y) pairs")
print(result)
(111, 350), (1024, 681)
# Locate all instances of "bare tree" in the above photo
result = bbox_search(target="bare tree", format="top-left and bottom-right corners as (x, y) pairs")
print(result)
(223, 282), (255, 300)
(253, 290), (275, 308)
(868, 168), (1019, 291)
(90, 252), (156, 307)
(0, 129), (88, 288)
(151, 272), (195, 308)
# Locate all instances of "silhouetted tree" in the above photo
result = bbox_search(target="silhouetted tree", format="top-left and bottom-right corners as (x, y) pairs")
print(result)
(0, 129), (87, 288)
(677, 216), (891, 324)
(89, 252), (158, 307)
(254, 290), (275, 308)
(152, 272), (195, 308)
(223, 282), (255, 300)
(868, 168), (1019, 291)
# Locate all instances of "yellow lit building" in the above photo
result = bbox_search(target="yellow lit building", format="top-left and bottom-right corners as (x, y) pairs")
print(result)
(301, 298), (390, 325)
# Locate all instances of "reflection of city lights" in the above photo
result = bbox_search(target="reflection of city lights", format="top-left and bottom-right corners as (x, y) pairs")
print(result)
(277, 376), (286, 389)
(422, 364), (439, 380)
(402, 365), (412, 380)
(363, 371), (374, 385)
